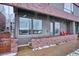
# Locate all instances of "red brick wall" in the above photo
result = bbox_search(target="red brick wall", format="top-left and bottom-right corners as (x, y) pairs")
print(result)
(32, 35), (77, 49)
(3, 3), (79, 22)
(0, 32), (11, 53)
(0, 32), (17, 54)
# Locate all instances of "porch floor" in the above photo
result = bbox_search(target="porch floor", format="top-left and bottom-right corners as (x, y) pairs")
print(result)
(17, 40), (79, 56)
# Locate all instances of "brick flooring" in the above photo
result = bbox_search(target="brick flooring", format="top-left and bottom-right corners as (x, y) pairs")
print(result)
(17, 40), (79, 56)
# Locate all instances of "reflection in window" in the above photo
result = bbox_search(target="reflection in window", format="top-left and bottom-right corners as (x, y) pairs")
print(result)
(55, 22), (60, 35)
(64, 3), (73, 13)
(19, 17), (31, 35)
(19, 17), (42, 35)
(33, 19), (42, 34)
(75, 23), (79, 33)
(50, 22), (53, 35)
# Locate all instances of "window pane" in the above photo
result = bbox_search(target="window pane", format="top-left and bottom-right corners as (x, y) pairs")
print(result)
(64, 3), (73, 13)
(64, 3), (71, 10)
(76, 23), (79, 33)
(20, 17), (31, 30)
(33, 19), (42, 34)
(19, 17), (31, 35)
(55, 22), (60, 35)
(50, 22), (53, 35)
(71, 4), (73, 12)
(33, 19), (42, 30)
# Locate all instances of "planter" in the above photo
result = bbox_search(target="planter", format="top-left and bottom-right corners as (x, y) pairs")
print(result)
(0, 40), (11, 53)
(11, 39), (18, 53)
(0, 32), (11, 39)
(0, 32), (17, 55)
(32, 35), (77, 50)
(0, 32), (11, 54)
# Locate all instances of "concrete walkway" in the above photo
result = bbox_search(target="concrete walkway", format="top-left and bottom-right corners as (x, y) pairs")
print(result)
(67, 49), (79, 56)
(17, 40), (79, 56)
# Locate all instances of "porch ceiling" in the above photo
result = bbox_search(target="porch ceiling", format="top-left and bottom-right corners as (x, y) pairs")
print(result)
(2, 3), (79, 22)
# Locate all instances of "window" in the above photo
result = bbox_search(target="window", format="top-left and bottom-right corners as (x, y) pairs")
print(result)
(19, 17), (31, 35)
(64, 3), (73, 13)
(55, 22), (60, 35)
(50, 22), (53, 35)
(75, 23), (79, 33)
(19, 17), (42, 35)
(33, 19), (42, 34)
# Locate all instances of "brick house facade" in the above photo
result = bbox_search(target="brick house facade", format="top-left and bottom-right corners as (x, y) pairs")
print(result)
(0, 3), (79, 47)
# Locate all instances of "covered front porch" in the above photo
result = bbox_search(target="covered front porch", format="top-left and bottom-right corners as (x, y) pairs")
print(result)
(14, 6), (79, 46)
(0, 4), (79, 56)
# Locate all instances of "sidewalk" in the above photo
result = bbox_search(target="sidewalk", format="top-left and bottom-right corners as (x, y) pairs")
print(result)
(67, 49), (79, 56)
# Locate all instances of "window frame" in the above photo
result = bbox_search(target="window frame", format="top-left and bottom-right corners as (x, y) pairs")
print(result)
(19, 16), (43, 35)
(19, 17), (32, 35)
(33, 19), (43, 34)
